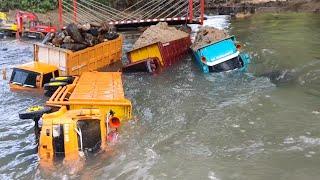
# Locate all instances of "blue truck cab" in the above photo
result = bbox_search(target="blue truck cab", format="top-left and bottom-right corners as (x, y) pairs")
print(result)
(193, 36), (250, 73)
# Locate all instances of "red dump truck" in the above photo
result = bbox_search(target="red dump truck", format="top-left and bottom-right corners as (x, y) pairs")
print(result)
(122, 37), (191, 73)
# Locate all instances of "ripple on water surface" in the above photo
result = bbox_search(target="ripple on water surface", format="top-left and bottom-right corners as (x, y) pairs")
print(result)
(0, 14), (320, 179)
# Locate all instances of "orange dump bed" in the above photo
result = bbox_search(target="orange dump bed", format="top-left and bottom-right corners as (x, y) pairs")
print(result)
(69, 72), (125, 102)
(46, 71), (132, 120)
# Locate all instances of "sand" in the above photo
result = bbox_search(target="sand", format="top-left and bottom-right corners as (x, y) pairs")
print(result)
(191, 26), (228, 50)
(132, 22), (189, 50)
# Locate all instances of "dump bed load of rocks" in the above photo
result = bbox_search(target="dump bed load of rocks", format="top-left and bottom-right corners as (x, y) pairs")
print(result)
(42, 23), (119, 51)
(132, 22), (189, 50)
(191, 27), (228, 51)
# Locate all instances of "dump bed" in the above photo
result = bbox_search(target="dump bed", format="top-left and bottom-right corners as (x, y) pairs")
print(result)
(123, 36), (191, 72)
(46, 72), (132, 120)
(34, 35), (123, 76)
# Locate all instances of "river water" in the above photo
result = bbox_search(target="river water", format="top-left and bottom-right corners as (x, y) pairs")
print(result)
(0, 13), (319, 180)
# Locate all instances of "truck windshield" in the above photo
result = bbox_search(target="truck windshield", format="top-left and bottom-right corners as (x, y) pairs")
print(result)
(77, 119), (101, 153)
(210, 56), (244, 73)
(10, 68), (40, 87)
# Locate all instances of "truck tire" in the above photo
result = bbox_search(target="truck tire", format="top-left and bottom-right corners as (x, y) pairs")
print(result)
(50, 76), (74, 84)
(19, 106), (52, 120)
(44, 82), (68, 91)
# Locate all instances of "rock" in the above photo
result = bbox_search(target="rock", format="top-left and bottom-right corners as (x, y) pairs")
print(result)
(42, 32), (55, 44)
(79, 23), (91, 31)
(83, 33), (95, 46)
(191, 26), (228, 50)
(105, 32), (119, 40)
(66, 23), (85, 44)
(43, 23), (119, 51)
(63, 36), (74, 43)
(98, 22), (110, 33)
(87, 28), (99, 37)
(61, 43), (87, 51)
(97, 34), (105, 43)
(90, 21), (102, 27)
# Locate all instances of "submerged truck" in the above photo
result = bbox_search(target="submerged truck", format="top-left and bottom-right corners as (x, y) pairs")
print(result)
(123, 36), (191, 73)
(19, 72), (132, 167)
(9, 35), (123, 94)
(193, 36), (251, 73)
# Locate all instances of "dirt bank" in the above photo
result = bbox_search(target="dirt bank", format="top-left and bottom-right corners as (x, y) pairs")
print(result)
(206, 0), (320, 16)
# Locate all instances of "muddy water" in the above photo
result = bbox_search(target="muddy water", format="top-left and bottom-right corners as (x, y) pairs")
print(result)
(0, 13), (320, 179)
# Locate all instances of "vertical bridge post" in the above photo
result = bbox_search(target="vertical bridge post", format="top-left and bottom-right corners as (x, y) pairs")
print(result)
(200, 0), (205, 25)
(73, 0), (78, 23)
(189, 0), (193, 23)
(58, 0), (63, 29)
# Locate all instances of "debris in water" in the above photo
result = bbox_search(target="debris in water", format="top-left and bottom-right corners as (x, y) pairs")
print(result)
(312, 110), (319, 114)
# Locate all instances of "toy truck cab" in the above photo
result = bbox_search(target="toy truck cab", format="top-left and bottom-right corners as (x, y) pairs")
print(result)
(9, 61), (59, 91)
(39, 107), (108, 165)
(20, 72), (132, 166)
(193, 36), (251, 73)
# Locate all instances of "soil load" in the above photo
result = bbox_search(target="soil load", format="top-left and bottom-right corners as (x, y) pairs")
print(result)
(191, 26), (228, 51)
(132, 22), (189, 50)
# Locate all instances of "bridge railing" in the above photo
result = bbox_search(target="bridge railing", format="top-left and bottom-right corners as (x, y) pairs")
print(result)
(59, 0), (204, 28)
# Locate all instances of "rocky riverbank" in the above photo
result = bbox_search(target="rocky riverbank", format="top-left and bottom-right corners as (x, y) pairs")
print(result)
(206, 0), (320, 17)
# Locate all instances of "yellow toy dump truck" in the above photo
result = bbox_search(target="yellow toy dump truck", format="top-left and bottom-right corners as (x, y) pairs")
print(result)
(9, 35), (123, 95)
(19, 72), (132, 167)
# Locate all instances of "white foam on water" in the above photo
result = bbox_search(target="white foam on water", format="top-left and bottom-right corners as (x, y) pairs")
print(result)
(189, 15), (231, 42)
(208, 171), (220, 180)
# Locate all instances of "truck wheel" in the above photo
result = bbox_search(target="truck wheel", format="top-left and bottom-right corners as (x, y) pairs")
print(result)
(50, 76), (74, 84)
(19, 106), (52, 120)
(44, 82), (68, 92)
(146, 60), (157, 73)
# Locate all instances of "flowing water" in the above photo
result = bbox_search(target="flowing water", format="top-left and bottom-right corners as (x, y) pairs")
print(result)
(0, 13), (319, 180)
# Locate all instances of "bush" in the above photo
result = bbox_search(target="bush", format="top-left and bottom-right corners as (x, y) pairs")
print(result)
(0, 0), (57, 13)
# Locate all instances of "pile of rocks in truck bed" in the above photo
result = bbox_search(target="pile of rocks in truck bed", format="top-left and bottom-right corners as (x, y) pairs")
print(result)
(132, 22), (189, 50)
(42, 23), (119, 51)
(191, 26), (228, 50)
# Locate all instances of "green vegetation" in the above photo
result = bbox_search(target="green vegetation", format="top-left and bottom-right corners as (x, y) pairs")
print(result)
(0, 0), (138, 13)
(0, 0), (58, 13)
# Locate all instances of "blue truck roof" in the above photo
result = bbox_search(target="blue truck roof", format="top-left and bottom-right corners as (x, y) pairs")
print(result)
(196, 36), (238, 65)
